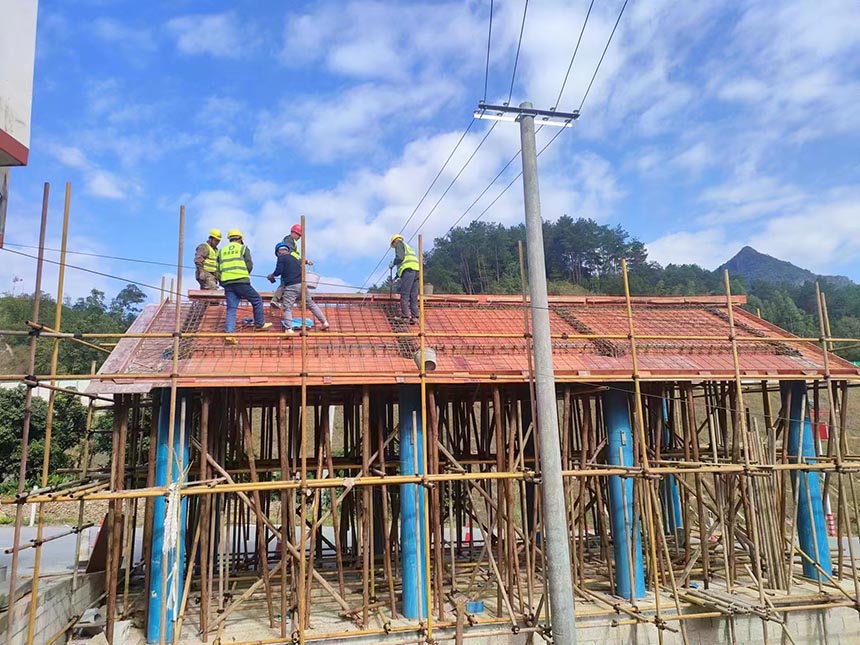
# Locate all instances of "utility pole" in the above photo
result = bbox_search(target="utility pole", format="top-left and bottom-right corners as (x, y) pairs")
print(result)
(476, 101), (578, 643)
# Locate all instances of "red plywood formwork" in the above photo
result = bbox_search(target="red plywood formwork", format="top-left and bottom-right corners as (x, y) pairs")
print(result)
(88, 292), (860, 393)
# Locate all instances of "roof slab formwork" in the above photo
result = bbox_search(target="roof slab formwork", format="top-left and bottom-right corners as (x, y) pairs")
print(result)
(87, 291), (860, 395)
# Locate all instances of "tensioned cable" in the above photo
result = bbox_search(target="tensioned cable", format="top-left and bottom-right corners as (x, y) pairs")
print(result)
(2, 242), (361, 293)
(483, 0), (495, 103)
(355, 117), (480, 295)
(553, 0), (595, 109)
(579, 0), (629, 113)
(506, 0), (530, 105)
(441, 0), (630, 240)
(405, 121), (498, 243)
(1, 247), (167, 295)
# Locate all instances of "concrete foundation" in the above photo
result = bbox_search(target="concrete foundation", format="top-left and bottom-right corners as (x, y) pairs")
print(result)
(1, 573), (103, 645)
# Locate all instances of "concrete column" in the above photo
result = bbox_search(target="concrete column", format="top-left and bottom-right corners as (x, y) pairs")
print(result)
(601, 387), (645, 599)
(782, 381), (832, 581)
(147, 389), (190, 644)
(399, 385), (427, 619)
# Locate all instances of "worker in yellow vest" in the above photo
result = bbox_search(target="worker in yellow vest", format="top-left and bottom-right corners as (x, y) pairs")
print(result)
(194, 228), (221, 289)
(389, 234), (419, 324)
(218, 229), (272, 344)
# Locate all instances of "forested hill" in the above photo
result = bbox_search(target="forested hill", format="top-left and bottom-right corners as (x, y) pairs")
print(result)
(418, 217), (860, 361)
(720, 246), (852, 287)
(0, 285), (146, 375)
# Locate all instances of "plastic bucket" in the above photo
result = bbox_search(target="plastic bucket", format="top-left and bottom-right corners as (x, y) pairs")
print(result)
(306, 272), (321, 289)
(413, 347), (437, 372)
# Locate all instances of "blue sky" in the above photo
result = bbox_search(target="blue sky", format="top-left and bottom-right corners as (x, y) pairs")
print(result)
(4, 0), (860, 301)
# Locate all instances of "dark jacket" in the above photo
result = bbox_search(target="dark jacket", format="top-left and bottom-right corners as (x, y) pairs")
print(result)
(272, 253), (302, 287)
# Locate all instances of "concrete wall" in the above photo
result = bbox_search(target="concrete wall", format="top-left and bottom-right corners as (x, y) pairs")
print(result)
(0, 573), (103, 645)
(573, 606), (860, 645)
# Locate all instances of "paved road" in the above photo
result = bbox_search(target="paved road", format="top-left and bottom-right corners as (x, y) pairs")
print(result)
(0, 526), (144, 585)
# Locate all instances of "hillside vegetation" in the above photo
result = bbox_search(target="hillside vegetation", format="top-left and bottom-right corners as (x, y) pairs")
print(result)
(420, 217), (860, 361)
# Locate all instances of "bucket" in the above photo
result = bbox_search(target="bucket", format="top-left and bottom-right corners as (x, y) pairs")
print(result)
(413, 347), (437, 372)
(306, 272), (321, 290)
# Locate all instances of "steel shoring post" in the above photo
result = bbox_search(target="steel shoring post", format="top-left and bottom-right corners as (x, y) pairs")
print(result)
(723, 270), (770, 641)
(158, 205), (185, 645)
(297, 214), (309, 645)
(277, 390), (289, 640)
(818, 291), (860, 600)
(5, 184), (50, 645)
(518, 101), (576, 643)
(26, 183), (71, 645)
(620, 260), (664, 644)
(72, 361), (98, 598)
(418, 235), (435, 639)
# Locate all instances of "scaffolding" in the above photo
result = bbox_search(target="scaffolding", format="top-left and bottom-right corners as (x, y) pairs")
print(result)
(3, 185), (860, 645)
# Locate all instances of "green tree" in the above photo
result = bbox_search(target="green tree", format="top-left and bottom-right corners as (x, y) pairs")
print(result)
(0, 386), (88, 484)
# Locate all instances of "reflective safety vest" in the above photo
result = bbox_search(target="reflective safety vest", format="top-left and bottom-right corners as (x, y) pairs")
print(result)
(397, 241), (419, 277)
(202, 244), (218, 273)
(282, 236), (302, 261)
(218, 242), (249, 282)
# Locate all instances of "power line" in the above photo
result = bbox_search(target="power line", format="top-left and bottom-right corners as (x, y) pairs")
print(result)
(406, 121), (498, 243)
(1, 247), (167, 295)
(553, 0), (595, 109)
(471, 126), (568, 226)
(355, 117), (478, 293)
(506, 0), (530, 105)
(439, 0), (628, 243)
(2, 243), (360, 293)
(579, 0), (629, 113)
(483, 0), (495, 103)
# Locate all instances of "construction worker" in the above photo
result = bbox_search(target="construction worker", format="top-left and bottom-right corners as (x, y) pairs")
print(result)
(268, 242), (329, 332)
(218, 229), (272, 344)
(194, 229), (222, 289)
(283, 224), (315, 264)
(389, 234), (419, 324)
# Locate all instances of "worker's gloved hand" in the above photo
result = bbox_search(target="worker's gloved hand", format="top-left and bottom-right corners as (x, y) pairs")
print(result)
(267, 274), (276, 283)
(306, 259), (314, 266)
(388, 261), (394, 269)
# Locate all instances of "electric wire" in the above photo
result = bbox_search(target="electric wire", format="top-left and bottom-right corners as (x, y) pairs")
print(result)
(1, 247), (168, 295)
(506, 0), (530, 105)
(578, 0), (629, 113)
(1, 244), (355, 293)
(405, 121), (498, 244)
(440, 0), (628, 242)
(483, 0), (495, 103)
(553, 0), (595, 109)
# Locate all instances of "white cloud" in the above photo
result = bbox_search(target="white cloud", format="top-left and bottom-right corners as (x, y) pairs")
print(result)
(648, 187), (860, 275)
(197, 96), (245, 130)
(256, 79), (462, 163)
(281, 2), (486, 80)
(86, 170), (127, 200)
(45, 143), (139, 201)
(646, 229), (731, 270)
(697, 175), (806, 225)
(91, 18), (156, 59)
(166, 12), (251, 59)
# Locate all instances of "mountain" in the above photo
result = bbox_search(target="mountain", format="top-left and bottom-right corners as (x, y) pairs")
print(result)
(719, 246), (853, 287)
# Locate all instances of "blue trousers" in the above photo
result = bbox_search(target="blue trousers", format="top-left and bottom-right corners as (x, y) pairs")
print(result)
(224, 282), (264, 333)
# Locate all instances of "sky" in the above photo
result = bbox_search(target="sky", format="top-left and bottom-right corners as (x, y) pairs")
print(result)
(3, 0), (860, 302)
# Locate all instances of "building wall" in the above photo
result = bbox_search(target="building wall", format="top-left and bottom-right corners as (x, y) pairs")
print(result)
(0, 0), (38, 167)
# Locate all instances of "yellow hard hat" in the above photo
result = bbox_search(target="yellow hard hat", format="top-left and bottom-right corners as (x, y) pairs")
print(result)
(390, 233), (403, 245)
(208, 228), (222, 241)
(227, 229), (243, 239)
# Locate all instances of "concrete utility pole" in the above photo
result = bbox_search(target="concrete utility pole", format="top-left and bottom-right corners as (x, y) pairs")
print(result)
(518, 101), (577, 644)
(476, 101), (579, 643)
